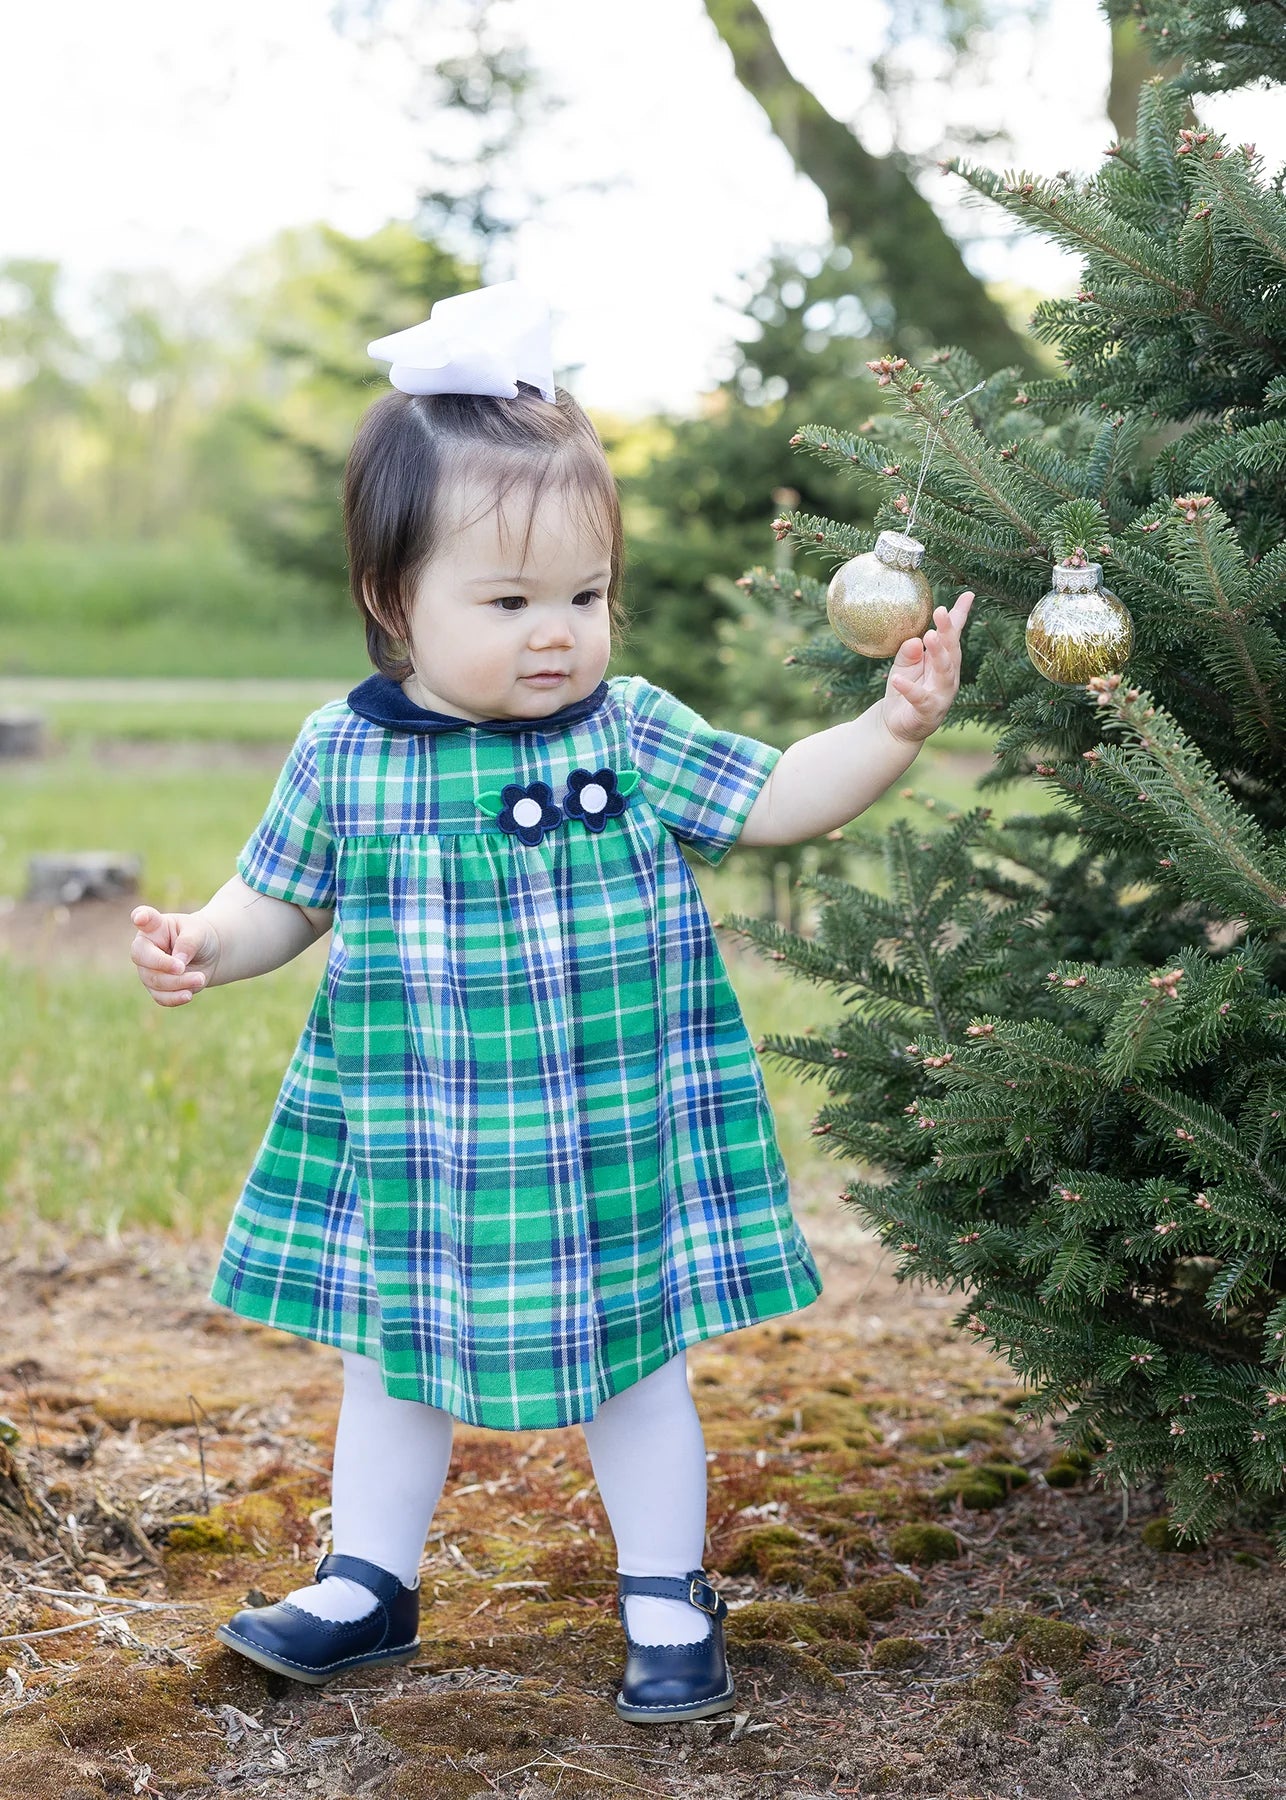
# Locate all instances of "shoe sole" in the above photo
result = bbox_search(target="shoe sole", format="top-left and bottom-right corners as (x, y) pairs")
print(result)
(615, 1678), (737, 1723)
(215, 1623), (420, 1686)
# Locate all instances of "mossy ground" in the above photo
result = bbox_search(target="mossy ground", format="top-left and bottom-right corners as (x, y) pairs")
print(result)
(2, 1225), (1284, 1799)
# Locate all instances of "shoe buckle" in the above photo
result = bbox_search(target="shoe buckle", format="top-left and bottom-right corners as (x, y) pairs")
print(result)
(688, 1575), (720, 1614)
(313, 1552), (329, 1585)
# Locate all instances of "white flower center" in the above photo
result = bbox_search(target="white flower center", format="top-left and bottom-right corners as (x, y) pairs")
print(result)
(580, 782), (608, 815)
(512, 797), (544, 828)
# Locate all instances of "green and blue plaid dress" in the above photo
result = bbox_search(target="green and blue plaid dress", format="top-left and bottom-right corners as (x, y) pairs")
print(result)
(209, 671), (822, 1428)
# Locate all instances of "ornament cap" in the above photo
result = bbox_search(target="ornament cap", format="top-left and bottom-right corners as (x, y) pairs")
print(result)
(874, 530), (926, 571)
(1051, 560), (1103, 594)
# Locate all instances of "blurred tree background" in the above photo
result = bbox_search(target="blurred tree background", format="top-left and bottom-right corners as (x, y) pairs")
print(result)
(0, 0), (1184, 699)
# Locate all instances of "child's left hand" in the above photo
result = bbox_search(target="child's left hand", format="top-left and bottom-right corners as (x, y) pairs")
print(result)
(880, 591), (975, 744)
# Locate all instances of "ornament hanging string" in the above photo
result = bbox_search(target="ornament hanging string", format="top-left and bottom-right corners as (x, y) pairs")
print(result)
(905, 381), (986, 540)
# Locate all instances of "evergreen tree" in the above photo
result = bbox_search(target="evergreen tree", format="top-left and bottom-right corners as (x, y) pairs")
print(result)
(723, 68), (1286, 1556)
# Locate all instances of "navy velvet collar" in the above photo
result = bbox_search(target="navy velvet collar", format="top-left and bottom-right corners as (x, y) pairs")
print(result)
(347, 673), (611, 735)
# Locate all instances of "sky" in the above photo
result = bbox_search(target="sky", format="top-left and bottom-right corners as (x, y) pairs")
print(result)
(2, 0), (1282, 416)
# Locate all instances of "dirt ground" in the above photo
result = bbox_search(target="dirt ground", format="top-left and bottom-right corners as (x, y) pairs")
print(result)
(3, 864), (1286, 1798)
(1, 1201), (1284, 1800)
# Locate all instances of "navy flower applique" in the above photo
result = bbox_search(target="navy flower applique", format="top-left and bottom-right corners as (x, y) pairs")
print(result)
(475, 767), (639, 844)
(474, 779), (563, 846)
(562, 766), (638, 833)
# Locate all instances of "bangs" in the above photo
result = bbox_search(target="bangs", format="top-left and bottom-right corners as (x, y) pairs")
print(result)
(433, 441), (620, 588)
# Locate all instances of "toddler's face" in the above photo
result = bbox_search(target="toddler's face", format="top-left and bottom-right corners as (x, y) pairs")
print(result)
(396, 480), (613, 723)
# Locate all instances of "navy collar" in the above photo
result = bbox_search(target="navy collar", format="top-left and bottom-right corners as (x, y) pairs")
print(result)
(347, 673), (610, 735)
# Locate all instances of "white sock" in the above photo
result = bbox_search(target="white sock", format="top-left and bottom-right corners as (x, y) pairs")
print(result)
(285, 1573), (391, 1624)
(283, 1350), (454, 1624)
(580, 1350), (713, 1646)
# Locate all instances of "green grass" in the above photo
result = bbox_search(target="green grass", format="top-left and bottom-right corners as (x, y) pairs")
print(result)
(1, 700), (1047, 1234)
(0, 746), (296, 909)
(2, 945), (331, 1238)
(0, 536), (366, 678)
(4, 695), (359, 748)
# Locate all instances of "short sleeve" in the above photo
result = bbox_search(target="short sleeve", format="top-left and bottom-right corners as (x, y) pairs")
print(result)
(236, 712), (337, 910)
(622, 675), (783, 868)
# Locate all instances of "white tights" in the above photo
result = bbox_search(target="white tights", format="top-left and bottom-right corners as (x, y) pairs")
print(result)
(282, 1346), (713, 1645)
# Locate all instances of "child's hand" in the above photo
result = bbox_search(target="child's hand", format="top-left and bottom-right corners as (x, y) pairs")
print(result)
(129, 904), (221, 1007)
(880, 591), (975, 745)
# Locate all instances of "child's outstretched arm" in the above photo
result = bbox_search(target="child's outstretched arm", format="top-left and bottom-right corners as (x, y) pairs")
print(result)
(741, 591), (974, 847)
(130, 877), (332, 1006)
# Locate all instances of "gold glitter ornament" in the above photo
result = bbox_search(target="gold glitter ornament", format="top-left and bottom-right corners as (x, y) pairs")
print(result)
(1025, 560), (1134, 687)
(826, 530), (935, 658)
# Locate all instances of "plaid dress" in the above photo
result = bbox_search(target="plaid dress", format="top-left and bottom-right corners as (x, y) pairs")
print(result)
(209, 671), (822, 1428)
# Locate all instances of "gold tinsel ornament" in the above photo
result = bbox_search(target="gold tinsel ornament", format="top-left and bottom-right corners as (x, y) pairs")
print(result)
(1025, 559), (1134, 687)
(826, 530), (935, 657)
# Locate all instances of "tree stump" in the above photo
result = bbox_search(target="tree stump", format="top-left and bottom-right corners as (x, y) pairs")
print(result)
(0, 1439), (51, 1559)
(0, 712), (46, 758)
(25, 853), (142, 905)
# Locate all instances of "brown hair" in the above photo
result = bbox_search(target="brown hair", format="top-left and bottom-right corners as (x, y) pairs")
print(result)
(343, 382), (629, 682)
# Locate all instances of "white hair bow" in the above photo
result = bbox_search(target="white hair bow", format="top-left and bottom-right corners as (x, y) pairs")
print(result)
(367, 280), (556, 402)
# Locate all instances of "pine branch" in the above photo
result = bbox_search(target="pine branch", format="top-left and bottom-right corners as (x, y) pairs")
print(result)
(943, 159), (1193, 300)
(1124, 1082), (1286, 1209)
(1087, 677), (1286, 930)
(1182, 132), (1286, 278)
(861, 360), (1049, 545)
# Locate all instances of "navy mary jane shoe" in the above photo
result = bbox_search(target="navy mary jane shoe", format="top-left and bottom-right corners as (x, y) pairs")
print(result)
(615, 1569), (736, 1723)
(216, 1551), (420, 1686)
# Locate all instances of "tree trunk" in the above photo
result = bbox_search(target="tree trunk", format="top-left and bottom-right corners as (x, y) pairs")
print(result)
(703, 0), (1040, 373)
(1107, 17), (1197, 144)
